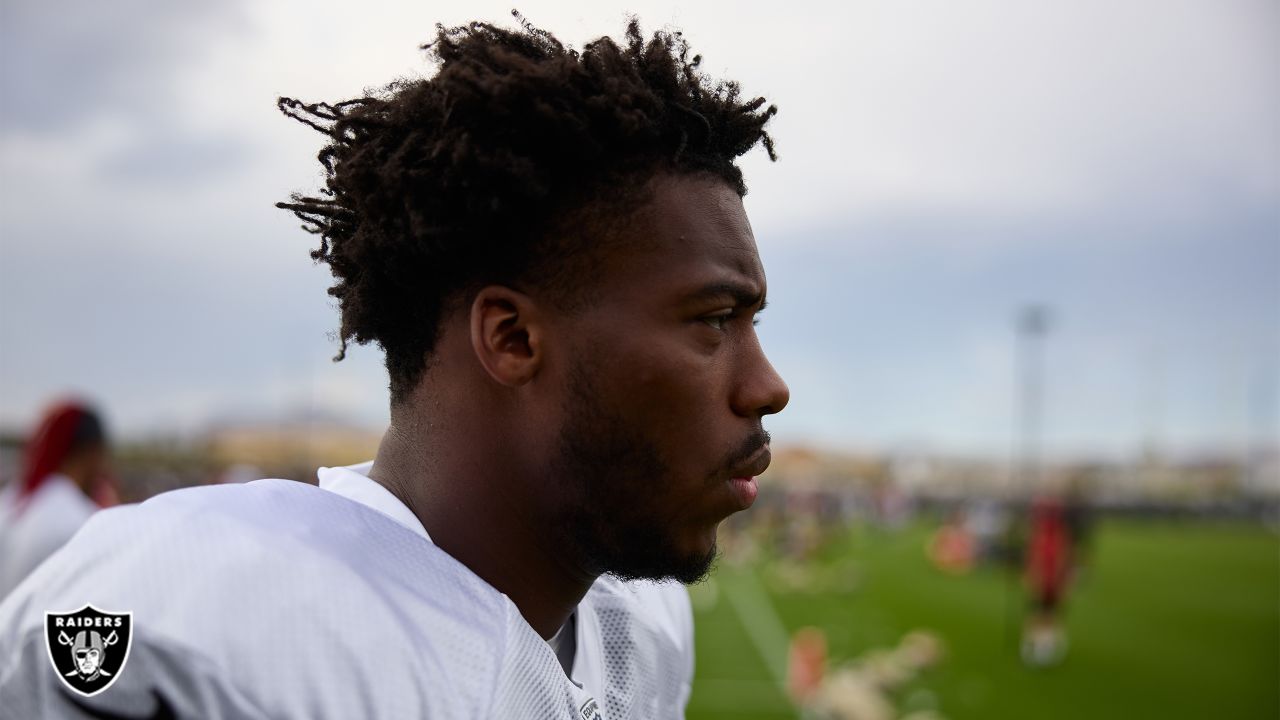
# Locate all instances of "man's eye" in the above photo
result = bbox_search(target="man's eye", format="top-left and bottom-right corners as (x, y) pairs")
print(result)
(701, 313), (731, 331)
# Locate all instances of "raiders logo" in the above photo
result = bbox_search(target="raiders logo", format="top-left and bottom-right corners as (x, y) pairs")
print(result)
(45, 605), (133, 697)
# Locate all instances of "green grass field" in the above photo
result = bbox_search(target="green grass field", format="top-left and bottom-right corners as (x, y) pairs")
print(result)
(686, 519), (1279, 720)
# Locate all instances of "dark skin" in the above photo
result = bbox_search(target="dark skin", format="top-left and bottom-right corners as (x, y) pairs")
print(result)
(60, 445), (107, 498)
(370, 173), (789, 639)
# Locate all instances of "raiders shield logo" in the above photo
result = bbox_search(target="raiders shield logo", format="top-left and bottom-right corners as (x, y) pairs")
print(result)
(45, 605), (133, 697)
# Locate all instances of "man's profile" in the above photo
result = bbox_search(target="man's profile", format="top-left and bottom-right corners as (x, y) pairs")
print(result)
(0, 13), (788, 718)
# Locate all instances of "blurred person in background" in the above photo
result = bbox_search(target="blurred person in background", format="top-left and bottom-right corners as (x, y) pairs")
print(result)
(929, 507), (976, 574)
(0, 401), (114, 598)
(965, 497), (1007, 565)
(1021, 494), (1078, 666)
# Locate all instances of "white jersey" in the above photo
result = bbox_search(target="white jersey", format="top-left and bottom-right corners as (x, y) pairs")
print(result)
(0, 474), (100, 600)
(0, 463), (694, 719)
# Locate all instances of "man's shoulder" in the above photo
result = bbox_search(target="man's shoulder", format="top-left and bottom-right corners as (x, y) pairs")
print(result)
(19, 479), (407, 582)
(39, 478), (430, 570)
(0, 479), (513, 718)
(3, 477), (511, 624)
(25, 475), (98, 518)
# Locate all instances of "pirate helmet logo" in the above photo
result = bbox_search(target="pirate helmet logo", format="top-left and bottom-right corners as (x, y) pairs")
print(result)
(45, 605), (133, 697)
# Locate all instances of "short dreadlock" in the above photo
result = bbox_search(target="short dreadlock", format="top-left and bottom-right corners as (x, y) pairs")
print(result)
(277, 11), (777, 402)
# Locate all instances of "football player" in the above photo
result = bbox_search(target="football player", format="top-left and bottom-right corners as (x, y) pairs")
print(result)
(0, 13), (788, 718)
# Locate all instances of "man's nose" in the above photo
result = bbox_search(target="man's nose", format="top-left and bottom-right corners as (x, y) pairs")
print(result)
(732, 337), (790, 418)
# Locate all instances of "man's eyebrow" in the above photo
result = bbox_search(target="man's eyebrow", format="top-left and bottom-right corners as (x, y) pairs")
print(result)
(687, 281), (768, 311)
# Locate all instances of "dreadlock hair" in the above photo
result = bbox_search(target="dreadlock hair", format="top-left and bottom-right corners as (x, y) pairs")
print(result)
(277, 11), (778, 402)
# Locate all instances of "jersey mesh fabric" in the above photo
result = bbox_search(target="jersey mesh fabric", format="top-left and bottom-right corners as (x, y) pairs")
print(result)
(591, 580), (691, 719)
(492, 609), (586, 717)
(0, 477), (695, 719)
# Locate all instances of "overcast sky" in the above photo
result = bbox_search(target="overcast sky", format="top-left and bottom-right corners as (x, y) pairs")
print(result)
(1, 0), (1276, 460)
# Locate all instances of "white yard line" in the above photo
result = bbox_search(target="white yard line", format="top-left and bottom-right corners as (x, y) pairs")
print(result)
(721, 567), (795, 706)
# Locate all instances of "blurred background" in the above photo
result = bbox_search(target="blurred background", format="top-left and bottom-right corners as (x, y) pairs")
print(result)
(1, 1), (1276, 718)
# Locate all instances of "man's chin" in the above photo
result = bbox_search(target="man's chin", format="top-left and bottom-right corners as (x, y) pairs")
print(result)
(604, 540), (718, 585)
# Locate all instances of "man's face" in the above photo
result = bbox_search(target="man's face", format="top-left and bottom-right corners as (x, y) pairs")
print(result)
(546, 173), (789, 583)
(76, 647), (101, 675)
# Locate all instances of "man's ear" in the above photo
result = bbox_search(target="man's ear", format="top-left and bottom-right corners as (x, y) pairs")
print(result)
(469, 285), (542, 387)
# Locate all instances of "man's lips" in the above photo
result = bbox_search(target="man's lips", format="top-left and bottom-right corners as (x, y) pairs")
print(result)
(727, 477), (758, 510)
(728, 445), (772, 481)
(725, 445), (771, 510)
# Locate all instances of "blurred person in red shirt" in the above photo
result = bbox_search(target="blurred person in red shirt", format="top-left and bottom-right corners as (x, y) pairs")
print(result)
(1021, 495), (1076, 666)
(0, 401), (115, 598)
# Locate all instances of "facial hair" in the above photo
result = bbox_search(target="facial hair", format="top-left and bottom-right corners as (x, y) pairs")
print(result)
(548, 362), (718, 584)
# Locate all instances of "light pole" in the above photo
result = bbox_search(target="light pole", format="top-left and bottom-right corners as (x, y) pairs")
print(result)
(1016, 305), (1051, 495)
(1004, 304), (1051, 653)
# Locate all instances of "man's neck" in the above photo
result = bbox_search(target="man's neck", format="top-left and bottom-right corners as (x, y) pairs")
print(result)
(368, 420), (596, 639)
(56, 460), (95, 497)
